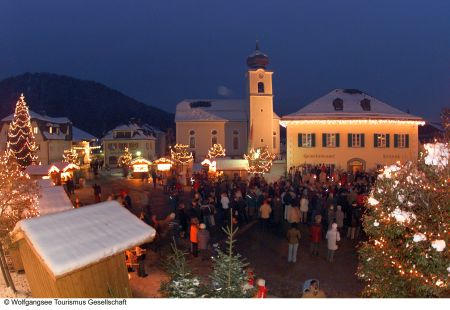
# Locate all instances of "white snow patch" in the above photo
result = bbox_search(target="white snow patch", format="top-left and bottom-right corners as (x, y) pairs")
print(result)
(368, 197), (379, 206)
(14, 201), (156, 277)
(378, 164), (401, 179)
(431, 240), (446, 252)
(390, 207), (416, 223)
(37, 179), (73, 215)
(424, 143), (449, 168)
(413, 233), (426, 242)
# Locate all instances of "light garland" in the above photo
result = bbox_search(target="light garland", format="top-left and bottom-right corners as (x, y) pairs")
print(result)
(171, 144), (193, 165)
(6, 94), (39, 169)
(244, 146), (276, 174)
(62, 149), (78, 164)
(279, 119), (425, 128)
(117, 147), (132, 167)
(207, 143), (226, 159)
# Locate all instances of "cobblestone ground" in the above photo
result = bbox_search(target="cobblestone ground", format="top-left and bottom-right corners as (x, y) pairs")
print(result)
(72, 168), (364, 298)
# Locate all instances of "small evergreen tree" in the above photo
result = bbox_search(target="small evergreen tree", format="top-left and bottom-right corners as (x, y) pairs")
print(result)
(209, 213), (255, 298)
(160, 241), (205, 298)
(63, 148), (79, 164)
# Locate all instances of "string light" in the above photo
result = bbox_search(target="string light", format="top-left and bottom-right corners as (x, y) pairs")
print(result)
(244, 146), (276, 174)
(207, 143), (226, 159)
(279, 119), (425, 128)
(62, 148), (78, 164)
(171, 144), (193, 164)
(117, 147), (132, 167)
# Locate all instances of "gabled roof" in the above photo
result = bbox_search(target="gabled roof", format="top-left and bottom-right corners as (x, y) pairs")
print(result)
(175, 99), (280, 122)
(72, 126), (97, 141)
(102, 123), (159, 140)
(37, 179), (73, 216)
(13, 201), (156, 278)
(1, 111), (71, 124)
(282, 89), (423, 121)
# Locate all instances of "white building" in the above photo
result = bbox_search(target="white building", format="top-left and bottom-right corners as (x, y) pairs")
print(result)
(175, 43), (281, 162)
(102, 122), (166, 167)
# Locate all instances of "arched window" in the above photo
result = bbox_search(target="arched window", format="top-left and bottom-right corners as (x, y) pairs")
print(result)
(211, 136), (218, 146)
(258, 82), (265, 93)
(189, 130), (195, 148)
(273, 131), (277, 149)
(233, 130), (239, 150)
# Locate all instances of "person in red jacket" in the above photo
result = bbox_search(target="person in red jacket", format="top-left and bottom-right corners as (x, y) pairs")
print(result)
(310, 215), (323, 256)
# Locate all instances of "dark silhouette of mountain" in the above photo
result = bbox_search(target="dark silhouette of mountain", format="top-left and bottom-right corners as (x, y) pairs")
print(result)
(0, 73), (174, 137)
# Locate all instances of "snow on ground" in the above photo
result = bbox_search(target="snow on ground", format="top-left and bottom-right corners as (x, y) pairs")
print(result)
(0, 272), (30, 298)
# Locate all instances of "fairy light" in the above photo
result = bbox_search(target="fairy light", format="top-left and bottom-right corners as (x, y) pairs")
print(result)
(6, 94), (38, 169)
(207, 143), (226, 159)
(117, 147), (132, 167)
(171, 144), (193, 164)
(244, 146), (276, 174)
(279, 119), (425, 128)
(62, 148), (78, 164)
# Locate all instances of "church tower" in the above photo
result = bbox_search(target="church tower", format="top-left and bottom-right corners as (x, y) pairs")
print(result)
(246, 41), (277, 153)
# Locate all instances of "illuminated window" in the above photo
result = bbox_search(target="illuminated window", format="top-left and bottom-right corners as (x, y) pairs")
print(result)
(323, 133), (339, 147)
(258, 82), (265, 93)
(374, 134), (390, 148)
(49, 127), (53, 134)
(348, 133), (365, 147)
(33, 127), (38, 134)
(298, 133), (315, 147)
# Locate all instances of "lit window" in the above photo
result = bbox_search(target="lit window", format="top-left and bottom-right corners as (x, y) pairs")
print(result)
(33, 127), (38, 134)
(298, 133), (315, 147)
(49, 127), (53, 134)
(323, 133), (339, 147)
(375, 134), (389, 148)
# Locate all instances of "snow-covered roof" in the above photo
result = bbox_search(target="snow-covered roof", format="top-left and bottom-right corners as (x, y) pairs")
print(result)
(102, 123), (159, 140)
(13, 201), (156, 278)
(282, 89), (423, 121)
(176, 99), (280, 122)
(52, 162), (80, 172)
(25, 165), (57, 176)
(43, 132), (67, 140)
(215, 158), (248, 171)
(72, 126), (97, 141)
(37, 179), (73, 216)
(1, 111), (70, 124)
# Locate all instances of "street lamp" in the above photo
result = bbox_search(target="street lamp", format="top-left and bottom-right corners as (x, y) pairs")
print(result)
(136, 151), (141, 157)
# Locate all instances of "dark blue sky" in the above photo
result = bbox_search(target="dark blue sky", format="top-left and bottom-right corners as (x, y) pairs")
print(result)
(1, 0), (449, 120)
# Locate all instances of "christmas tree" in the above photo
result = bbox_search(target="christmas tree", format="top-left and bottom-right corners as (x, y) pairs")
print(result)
(207, 143), (226, 159)
(117, 147), (132, 167)
(6, 94), (38, 169)
(0, 152), (39, 245)
(160, 241), (205, 298)
(209, 213), (255, 298)
(358, 138), (449, 297)
(244, 146), (276, 174)
(62, 148), (79, 164)
(171, 144), (193, 165)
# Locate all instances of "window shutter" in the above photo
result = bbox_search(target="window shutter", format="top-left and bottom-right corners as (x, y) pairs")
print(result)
(394, 134), (398, 148)
(386, 134), (390, 148)
(322, 133), (326, 147)
(348, 133), (352, 147)
(361, 134), (365, 147)
(336, 134), (340, 147)
(298, 133), (303, 147)
(311, 133), (316, 147)
(405, 134), (409, 148)
(374, 134), (378, 148)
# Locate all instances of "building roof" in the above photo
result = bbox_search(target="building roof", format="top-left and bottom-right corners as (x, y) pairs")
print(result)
(282, 89), (423, 121)
(72, 126), (97, 141)
(1, 111), (71, 124)
(37, 179), (73, 216)
(25, 164), (58, 176)
(176, 99), (280, 122)
(102, 123), (159, 140)
(13, 201), (156, 278)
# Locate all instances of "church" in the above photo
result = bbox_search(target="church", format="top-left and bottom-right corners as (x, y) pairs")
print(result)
(175, 43), (280, 162)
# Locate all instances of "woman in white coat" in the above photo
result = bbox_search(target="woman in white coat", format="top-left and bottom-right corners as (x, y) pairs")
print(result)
(326, 223), (340, 262)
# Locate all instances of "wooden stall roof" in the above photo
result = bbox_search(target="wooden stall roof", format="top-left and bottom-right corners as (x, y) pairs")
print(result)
(12, 201), (156, 279)
(37, 179), (73, 216)
(215, 158), (248, 171)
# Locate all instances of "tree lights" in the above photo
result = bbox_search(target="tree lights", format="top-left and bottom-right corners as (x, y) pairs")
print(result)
(62, 149), (79, 164)
(170, 144), (193, 165)
(117, 147), (132, 167)
(357, 140), (449, 297)
(6, 94), (38, 169)
(207, 143), (226, 159)
(244, 146), (276, 174)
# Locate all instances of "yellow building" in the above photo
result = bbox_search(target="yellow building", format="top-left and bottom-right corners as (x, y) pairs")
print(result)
(281, 89), (424, 173)
(175, 43), (280, 162)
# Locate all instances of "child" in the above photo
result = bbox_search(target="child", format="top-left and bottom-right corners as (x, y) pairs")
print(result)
(326, 223), (340, 262)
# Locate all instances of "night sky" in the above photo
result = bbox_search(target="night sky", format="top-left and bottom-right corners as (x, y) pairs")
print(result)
(1, 0), (449, 120)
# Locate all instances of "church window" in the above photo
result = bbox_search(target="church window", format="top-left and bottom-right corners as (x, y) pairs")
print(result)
(273, 131), (277, 149)
(189, 130), (195, 148)
(211, 130), (217, 135)
(258, 82), (265, 93)
(233, 130), (239, 150)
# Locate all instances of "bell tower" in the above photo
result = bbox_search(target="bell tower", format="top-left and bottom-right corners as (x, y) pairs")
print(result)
(246, 41), (275, 153)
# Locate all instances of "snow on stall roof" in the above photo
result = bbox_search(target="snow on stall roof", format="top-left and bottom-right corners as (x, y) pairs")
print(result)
(1, 111), (70, 124)
(282, 89), (423, 121)
(175, 99), (280, 122)
(25, 164), (55, 176)
(72, 126), (97, 141)
(216, 158), (248, 171)
(14, 201), (156, 278)
(37, 179), (73, 216)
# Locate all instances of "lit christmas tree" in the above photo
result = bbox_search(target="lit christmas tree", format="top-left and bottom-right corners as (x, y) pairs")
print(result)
(171, 144), (193, 165)
(207, 143), (226, 159)
(244, 146), (276, 174)
(117, 147), (132, 167)
(358, 139), (449, 297)
(6, 94), (38, 169)
(62, 148), (79, 164)
(0, 152), (39, 245)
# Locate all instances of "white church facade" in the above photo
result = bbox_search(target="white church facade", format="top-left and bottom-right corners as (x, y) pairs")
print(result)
(175, 43), (280, 162)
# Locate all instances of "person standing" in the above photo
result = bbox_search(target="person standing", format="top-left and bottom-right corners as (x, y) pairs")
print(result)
(326, 223), (340, 262)
(197, 223), (210, 261)
(259, 199), (272, 232)
(190, 218), (199, 257)
(299, 194), (309, 224)
(310, 215), (322, 256)
(335, 205), (345, 233)
(287, 223), (301, 263)
(135, 245), (148, 277)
